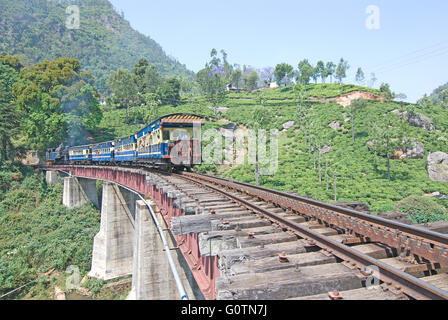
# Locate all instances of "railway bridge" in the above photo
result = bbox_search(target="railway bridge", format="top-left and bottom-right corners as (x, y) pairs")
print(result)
(43, 165), (448, 300)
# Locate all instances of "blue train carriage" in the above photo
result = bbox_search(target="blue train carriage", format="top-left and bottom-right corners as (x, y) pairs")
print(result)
(92, 141), (114, 163)
(46, 148), (63, 165)
(68, 145), (92, 164)
(135, 113), (205, 169)
(114, 135), (137, 162)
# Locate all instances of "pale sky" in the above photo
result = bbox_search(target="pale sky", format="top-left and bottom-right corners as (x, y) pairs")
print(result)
(110, 0), (448, 102)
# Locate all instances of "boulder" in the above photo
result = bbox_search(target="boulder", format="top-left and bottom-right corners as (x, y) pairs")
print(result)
(427, 152), (448, 181)
(400, 111), (435, 131)
(400, 141), (424, 159)
(319, 145), (331, 154)
(282, 121), (296, 130)
(329, 120), (342, 131)
(333, 201), (370, 213)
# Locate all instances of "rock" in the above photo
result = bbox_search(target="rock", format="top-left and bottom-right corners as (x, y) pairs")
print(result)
(427, 152), (448, 181)
(54, 286), (66, 300)
(401, 111), (435, 131)
(282, 121), (296, 130)
(391, 109), (401, 115)
(223, 123), (236, 130)
(319, 145), (331, 154)
(400, 141), (424, 159)
(329, 120), (342, 131)
(377, 212), (413, 224)
(333, 201), (370, 213)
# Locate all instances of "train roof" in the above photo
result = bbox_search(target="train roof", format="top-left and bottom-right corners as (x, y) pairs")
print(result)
(160, 113), (205, 124)
(136, 113), (205, 138)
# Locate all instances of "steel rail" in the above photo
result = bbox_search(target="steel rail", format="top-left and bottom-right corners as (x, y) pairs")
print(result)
(183, 172), (448, 265)
(179, 173), (448, 300)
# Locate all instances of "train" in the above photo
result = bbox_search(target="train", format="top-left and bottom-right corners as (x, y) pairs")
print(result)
(45, 113), (205, 171)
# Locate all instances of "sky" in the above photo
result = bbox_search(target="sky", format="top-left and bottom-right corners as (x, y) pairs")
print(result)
(109, 0), (448, 102)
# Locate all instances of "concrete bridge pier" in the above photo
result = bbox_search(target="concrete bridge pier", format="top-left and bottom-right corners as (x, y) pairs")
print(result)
(89, 182), (134, 280)
(62, 176), (99, 209)
(127, 200), (196, 300)
(45, 170), (60, 185)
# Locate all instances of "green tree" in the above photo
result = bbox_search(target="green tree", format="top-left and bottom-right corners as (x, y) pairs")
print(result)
(14, 58), (102, 149)
(0, 83), (19, 161)
(348, 98), (367, 143)
(231, 67), (242, 89)
(335, 58), (350, 84)
(274, 63), (294, 86)
(0, 56), (22, 161)
(244, 70), (259, 91)
(196, 49), (228, 113)
(107, 68), (138, 122)
(248, 106), (273, 186)
(133, 58), (149, 93)
(355, 67), (365, 85)
(143, 65), (162, 94)
(158, 77), (181, 106)
(297, 59), (313, 85)
(316, 61), (325, 83)
(379, 83), (394, 100)
(325, 62), (336, 83)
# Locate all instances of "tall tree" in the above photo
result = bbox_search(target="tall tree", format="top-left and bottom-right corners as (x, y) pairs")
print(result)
(369, 72), (378, 88)
(248, 106), (273, 186)
(297, 59), (314, 85)
(133, 58), (149, 93)
(325, 62), (336, 83)
(243, 70), (259, 91)
(316, 61), (325, 83)
(107, 68), (138, 122)
(348, 98), (367, 143)
(14, 58), (102, 149)
(158, 77), (181, 106)
(196, 49), (228, 113)
(355, 67), (365, 85)
(274, 63), (294, 86)
(0, 56), (22, 161)
(143, 65), (162, 94)
(335, 58), (350, 84)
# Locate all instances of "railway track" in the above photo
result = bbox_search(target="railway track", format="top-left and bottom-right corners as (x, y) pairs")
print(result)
(47, 164), (448, 300)
(152, 170), (448, 300)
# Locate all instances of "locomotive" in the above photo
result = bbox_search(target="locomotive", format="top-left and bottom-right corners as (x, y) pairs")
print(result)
(46, 113), (205, 171)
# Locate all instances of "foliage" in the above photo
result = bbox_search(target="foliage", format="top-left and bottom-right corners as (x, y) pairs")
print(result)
(0, 0), (193, 93)
(0, 57), (22, 161)
(0, 164), (100, 298)
(274, 63), (294, 86)
(396, 195), (448, 224)
(13, 57), (102, 149)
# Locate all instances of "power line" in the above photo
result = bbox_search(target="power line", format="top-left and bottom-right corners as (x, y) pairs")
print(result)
(368, 39), (448, 71)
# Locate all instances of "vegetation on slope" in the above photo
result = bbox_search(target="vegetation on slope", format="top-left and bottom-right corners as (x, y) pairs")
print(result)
(0, 162), (100, 299)
(0, 0), (193, 92)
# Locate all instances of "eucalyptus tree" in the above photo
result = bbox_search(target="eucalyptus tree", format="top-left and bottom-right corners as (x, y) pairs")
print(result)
(355, 67), (365, 85)
(349, 98), (367, 143)
(335, 58), (350, 84)
(325, 62), (336, 83)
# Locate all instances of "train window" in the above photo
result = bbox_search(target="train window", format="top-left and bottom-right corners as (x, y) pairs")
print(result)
(163, 130), (170, 141)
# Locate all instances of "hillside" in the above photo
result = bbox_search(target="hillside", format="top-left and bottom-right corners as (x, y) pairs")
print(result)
(0, 0), (193, 92)
(95, 83), (448, 221)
